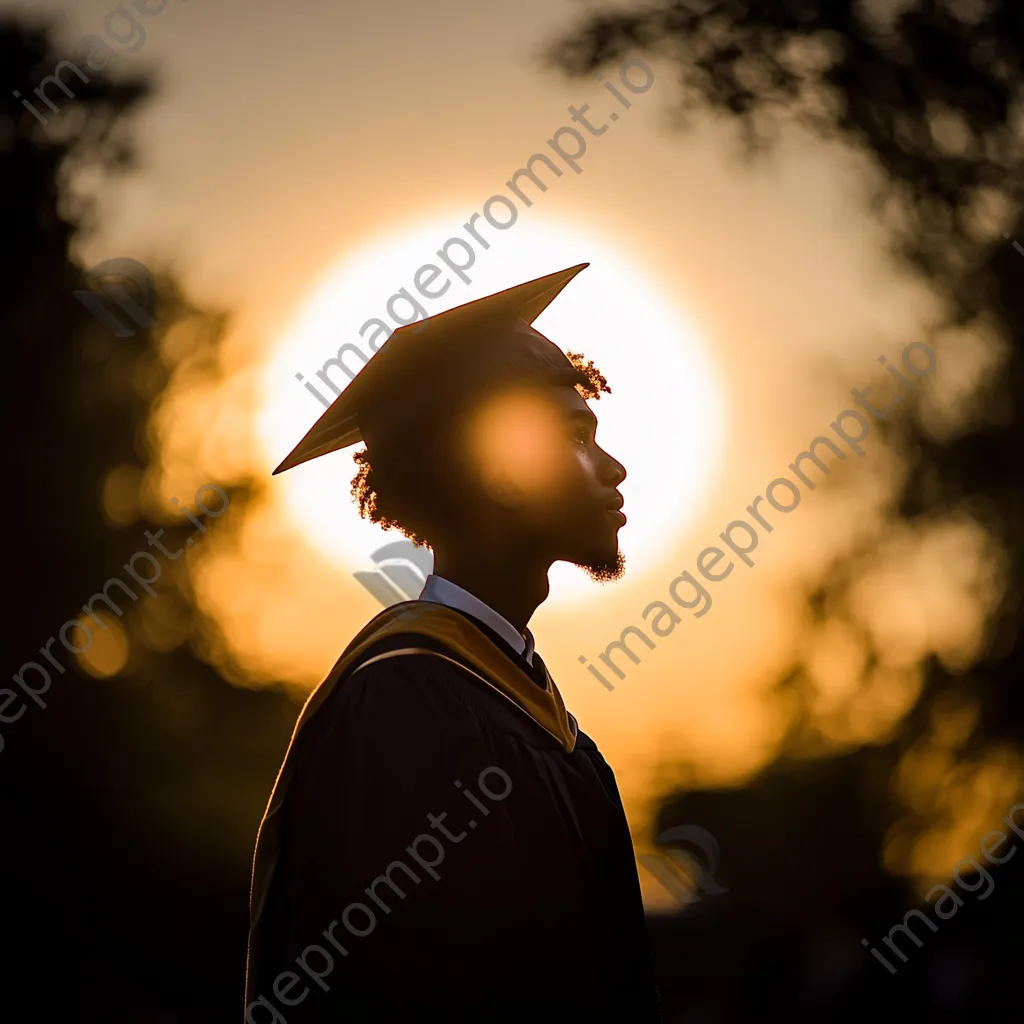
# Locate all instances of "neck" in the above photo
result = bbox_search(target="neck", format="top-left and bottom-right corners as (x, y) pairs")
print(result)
(431, 546), (550, 634)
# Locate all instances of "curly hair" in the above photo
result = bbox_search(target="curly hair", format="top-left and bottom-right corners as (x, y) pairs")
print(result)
(350, 351), (611, 546)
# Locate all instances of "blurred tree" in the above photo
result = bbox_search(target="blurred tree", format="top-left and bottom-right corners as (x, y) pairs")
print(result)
(549, 2), (1022, 1018)
(1, 18), (292, 1021)
(4, 18), (152, 605)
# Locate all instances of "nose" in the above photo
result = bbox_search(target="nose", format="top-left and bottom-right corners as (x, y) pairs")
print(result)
(598, 445), (626, 488)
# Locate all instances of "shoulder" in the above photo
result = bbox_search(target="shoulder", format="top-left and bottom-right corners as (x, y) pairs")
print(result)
(289, 639), (516, 800)
(305, 617), (572, 753)
(303, 634), (486, 748)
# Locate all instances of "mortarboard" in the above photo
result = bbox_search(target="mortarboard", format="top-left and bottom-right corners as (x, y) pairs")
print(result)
(273, 263), (590, 475)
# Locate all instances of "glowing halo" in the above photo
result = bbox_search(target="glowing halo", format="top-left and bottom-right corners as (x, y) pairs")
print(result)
(257, 214), (727, 606)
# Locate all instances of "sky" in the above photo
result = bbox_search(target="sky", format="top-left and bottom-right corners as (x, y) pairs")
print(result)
(7, 0), (1017, 906)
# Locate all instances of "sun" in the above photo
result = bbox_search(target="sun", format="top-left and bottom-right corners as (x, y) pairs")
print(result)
(257, 213), (727, 606)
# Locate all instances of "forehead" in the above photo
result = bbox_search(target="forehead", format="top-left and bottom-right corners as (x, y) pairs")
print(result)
(548, 383), (596, 422)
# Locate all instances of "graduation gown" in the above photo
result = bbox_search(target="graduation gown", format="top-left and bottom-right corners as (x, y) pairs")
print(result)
(245, 601), (661, 1022)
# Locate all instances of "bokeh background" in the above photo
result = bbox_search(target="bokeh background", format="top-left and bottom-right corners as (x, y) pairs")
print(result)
(2, 0), (1021, 1020)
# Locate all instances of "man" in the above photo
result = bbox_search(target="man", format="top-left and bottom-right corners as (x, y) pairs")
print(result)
(245, 264), (661, 1022)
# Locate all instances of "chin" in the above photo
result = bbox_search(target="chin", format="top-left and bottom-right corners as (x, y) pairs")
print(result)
(574, 547), (626, 583)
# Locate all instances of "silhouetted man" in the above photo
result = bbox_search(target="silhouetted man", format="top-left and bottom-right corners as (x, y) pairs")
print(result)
(245, 264), (661, 1022)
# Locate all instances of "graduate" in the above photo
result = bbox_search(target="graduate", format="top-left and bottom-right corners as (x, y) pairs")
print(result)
(245, 264), (662, 1022)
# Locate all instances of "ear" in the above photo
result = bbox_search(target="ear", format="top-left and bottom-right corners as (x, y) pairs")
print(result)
(478, 463), (528, 509)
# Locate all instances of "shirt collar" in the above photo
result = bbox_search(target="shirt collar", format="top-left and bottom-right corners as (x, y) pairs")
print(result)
(419, 574), (535, 665)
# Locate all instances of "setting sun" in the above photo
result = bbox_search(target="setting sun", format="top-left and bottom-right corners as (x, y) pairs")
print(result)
(257, 214), (727, 604)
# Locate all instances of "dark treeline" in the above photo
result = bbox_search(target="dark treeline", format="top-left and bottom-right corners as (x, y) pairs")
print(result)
(1, 17), (294, 1023)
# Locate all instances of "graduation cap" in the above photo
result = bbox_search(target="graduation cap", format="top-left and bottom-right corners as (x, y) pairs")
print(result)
(273, 263), (590, 475)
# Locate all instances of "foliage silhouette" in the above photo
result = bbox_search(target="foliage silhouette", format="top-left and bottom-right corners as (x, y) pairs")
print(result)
(1, 16), (293, 1021)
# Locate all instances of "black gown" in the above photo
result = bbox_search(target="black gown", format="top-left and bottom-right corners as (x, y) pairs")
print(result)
(245, 601), (661, 1023)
